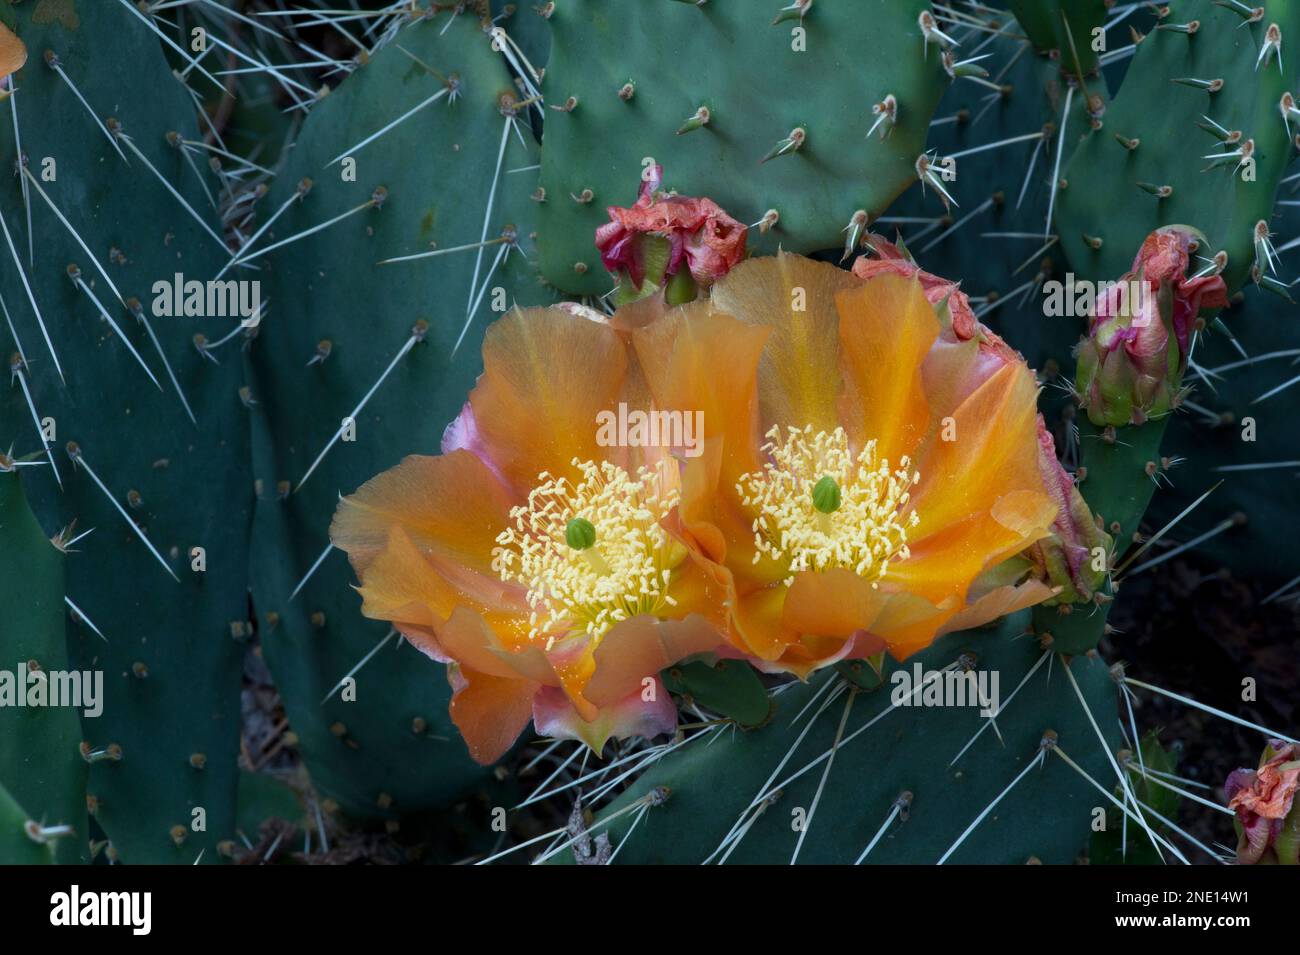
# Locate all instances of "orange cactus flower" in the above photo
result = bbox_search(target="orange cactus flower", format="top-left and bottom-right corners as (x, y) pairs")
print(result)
(633, 251), (1060, 676)
(331, 308), (727, 764)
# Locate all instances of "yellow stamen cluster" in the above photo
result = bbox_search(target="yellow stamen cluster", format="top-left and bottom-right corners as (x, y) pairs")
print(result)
(738, 425), (920, 587)
(492, 458), (682, 647)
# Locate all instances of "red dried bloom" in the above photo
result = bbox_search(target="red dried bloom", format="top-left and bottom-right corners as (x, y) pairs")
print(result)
(595, 164), (746, 291)
(1226, 740), (1300, 864)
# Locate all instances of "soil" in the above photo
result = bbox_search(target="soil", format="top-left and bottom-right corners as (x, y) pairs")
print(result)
(1104, 559), (1300, 864)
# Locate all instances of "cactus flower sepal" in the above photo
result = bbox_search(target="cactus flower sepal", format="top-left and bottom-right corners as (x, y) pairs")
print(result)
(1026, 421), (1112, 604)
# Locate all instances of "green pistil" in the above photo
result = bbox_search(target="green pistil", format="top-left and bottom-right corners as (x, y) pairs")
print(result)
(812, 475), (842, 514)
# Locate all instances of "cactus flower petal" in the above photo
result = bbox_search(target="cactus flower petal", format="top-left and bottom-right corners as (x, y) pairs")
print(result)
(532, 678), (678, 756)
(458, 308), (632, 496)
(0, 23), (25, 82)
(446, 663), (537, 766)
(941, 571), (1055, 635)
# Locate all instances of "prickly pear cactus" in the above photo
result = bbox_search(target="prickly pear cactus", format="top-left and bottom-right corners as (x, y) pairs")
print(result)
(1057, 0), (1299, 293)
(0, 0), (1292, 870)
(1035, 0), (1300, 656)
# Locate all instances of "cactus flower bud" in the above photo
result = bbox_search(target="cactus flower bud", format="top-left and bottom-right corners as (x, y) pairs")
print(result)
(1074, 227), (1228, 427)
(595, 164), (746, 306)
(1226, 740), (1300, 864)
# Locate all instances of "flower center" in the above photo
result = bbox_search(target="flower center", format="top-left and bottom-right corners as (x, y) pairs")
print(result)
(492, 458), (683, 648)
(737, 425), (920, 586)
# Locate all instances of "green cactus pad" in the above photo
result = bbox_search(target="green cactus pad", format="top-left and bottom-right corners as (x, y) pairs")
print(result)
(236, 770), (306, 838)
(535, 0), (950, 294)
(0, 470), (87, 864)
(878, 22), (1104, 376)
(1055, 0), (1300, 293)
(578, 613), (1120, 864)
(1007, 0), (1110, 77)
(493, 0), (551, 81)
(1040, 1), (1300, 648)
(0, 1), (250, 863)
(662, 659), (772, 729)
(0, 779), (53, 864)
(1075, 417), (1169, 559)
(1146, 253), (1300, 585)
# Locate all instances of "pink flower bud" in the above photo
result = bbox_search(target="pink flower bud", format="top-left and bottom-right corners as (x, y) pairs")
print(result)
(1127, 228), (1228, 354)
(1076, 227), (1227, 426)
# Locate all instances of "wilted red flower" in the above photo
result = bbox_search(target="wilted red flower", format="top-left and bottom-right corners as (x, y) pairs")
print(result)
(595, 164), (746, 296)
(1226, 740), (1300, 864)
